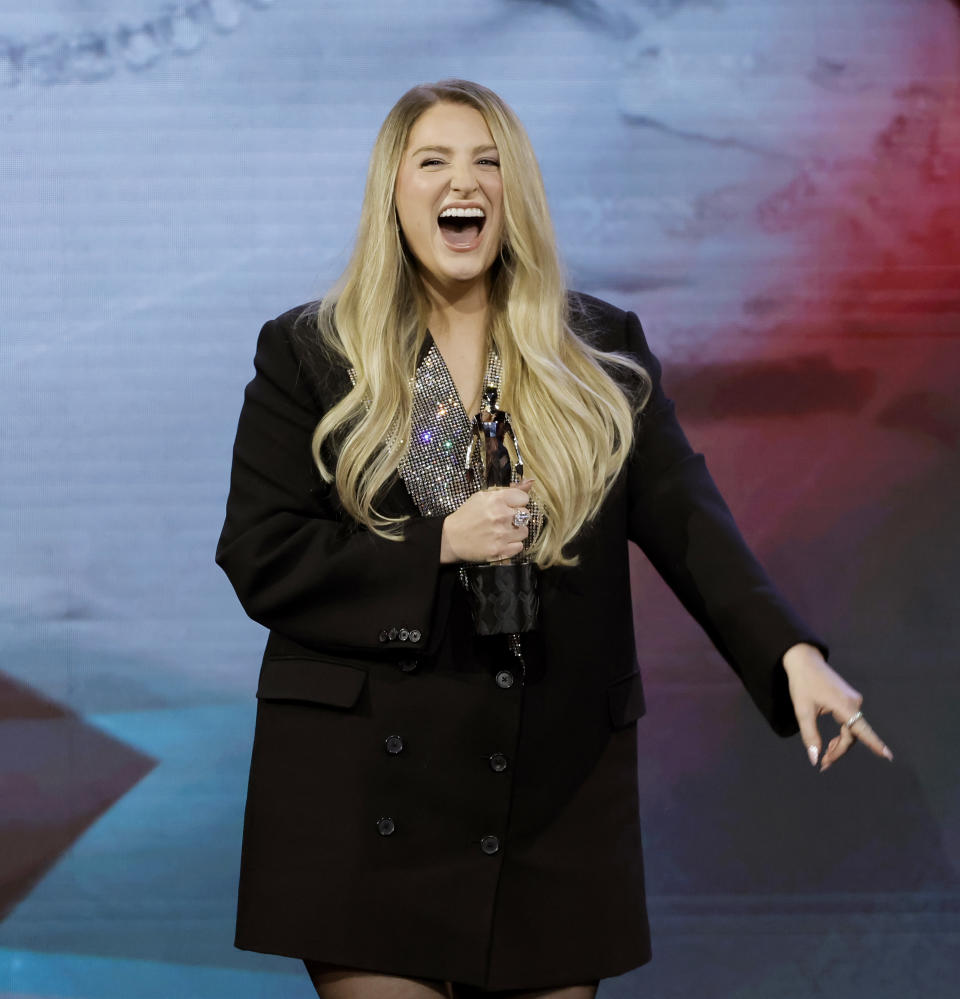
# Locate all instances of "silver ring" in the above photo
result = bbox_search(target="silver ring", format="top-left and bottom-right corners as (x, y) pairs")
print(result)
(844, 709), (864, 729)
(512, 508), (531, 529)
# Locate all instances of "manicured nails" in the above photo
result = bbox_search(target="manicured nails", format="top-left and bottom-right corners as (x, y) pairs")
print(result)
(807, 744), (819, 767)
(882, 745), (894, 761)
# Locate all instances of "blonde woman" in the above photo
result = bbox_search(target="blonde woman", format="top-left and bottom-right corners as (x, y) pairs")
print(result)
(216, 80), (892, 999)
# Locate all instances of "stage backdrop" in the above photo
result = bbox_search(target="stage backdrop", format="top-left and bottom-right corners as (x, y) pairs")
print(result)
(2, 1), (958, 997)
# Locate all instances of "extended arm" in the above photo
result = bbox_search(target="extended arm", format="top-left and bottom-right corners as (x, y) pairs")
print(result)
(621, 310), (893, 765)
(621, 309), (827, 736)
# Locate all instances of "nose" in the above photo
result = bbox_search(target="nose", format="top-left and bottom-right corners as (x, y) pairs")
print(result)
(450, 158), (479, 196)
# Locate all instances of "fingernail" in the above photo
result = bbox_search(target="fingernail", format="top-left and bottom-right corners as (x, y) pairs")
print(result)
(807, 745), (819, 767)
(883, 746), (894, 761)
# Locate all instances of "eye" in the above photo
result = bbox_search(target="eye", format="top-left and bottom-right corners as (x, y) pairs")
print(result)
(477, 158), (500, 167)
(420, 157), (445, 167)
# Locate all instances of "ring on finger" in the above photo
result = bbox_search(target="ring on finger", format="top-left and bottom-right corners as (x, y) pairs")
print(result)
(512, 508), (530, 529)
(844, 709), (864, 729)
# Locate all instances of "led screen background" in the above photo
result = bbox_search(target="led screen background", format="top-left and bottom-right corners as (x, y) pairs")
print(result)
(1, 1), (958, 996)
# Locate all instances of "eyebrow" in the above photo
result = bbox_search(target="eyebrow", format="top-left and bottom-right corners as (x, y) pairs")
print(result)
(409, 144), (499, 157)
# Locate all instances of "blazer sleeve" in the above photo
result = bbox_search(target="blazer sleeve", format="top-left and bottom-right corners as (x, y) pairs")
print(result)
(621, 309), (827, 737)
(215, 314), (446, 655)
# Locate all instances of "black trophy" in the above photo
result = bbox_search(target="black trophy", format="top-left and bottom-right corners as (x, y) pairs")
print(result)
(462, 385), (540, 635)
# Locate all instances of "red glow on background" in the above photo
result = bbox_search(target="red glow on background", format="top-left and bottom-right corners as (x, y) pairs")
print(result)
(637, 67), (960, 675)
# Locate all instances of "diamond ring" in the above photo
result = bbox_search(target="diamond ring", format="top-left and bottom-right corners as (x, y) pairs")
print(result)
(512, 508), (531, 529)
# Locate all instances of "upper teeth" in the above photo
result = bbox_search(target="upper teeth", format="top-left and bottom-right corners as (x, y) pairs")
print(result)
(439, 207), (485, 218)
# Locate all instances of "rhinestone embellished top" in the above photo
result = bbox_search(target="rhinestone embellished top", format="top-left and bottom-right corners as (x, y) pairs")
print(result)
(349, 339), (541, 551)
(398, 342), (498, 518)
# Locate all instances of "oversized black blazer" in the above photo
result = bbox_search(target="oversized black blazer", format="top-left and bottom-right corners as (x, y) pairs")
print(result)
(215, 292), (825, 990)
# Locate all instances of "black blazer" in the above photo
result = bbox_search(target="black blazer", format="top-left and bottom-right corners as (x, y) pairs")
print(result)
(214, 292), (826, 989)
(217, 292), (822, 734)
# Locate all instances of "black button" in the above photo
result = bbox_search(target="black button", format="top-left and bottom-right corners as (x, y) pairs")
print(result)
(385, 734), (404, 755)
(378, 629), (389, 643)
(388, 627), (398, 641)
(409, 629), (422, 643)
(398, 627), (409, 641)
(495, 670), (515, 689)
(488, 752), (508, 773)
(377, 817), (395, 836)
(480, 834), (500, 855)
(398, 659), (419, 673)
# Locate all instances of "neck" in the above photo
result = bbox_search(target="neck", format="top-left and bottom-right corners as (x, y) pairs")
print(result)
(421, 273), (490, 341)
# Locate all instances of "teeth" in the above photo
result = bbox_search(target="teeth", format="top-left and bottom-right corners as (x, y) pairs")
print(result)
(439, 207), (485, 219)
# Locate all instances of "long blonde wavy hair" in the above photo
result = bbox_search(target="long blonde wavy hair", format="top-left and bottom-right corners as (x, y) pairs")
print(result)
(310, 79), (650, 568)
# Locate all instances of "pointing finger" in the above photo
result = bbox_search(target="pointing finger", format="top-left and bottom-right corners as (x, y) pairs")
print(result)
(846, 715), (895, 762)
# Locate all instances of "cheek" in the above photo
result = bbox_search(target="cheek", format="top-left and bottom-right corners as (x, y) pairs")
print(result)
(395, 201), (434, 264)
(487, 183), (505, 227)
(397, 184), (436, 236)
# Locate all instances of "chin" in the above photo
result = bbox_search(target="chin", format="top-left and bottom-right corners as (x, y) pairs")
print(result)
(447, 265), (488, 284)
(450, 250), (499, 277)
(430, 257), (490, 287)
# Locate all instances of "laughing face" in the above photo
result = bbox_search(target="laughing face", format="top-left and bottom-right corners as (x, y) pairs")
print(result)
(394, 102), (504, 298)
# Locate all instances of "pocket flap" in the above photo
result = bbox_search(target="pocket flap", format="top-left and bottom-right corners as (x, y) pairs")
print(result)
(607, 668), (647, 728)
(257, 657), (367, 708)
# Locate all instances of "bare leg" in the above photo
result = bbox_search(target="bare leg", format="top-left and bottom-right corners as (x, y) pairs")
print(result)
(452, 984), (598, 999)
(304, 960), (453, 999)
(511, 990), (597, 999)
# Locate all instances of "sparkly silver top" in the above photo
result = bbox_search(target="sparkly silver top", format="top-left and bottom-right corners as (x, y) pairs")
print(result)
(349, 339), (541, 551)
(399, 342), (499, 517)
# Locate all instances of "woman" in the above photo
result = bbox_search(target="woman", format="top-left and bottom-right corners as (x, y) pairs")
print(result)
(215, 80), (893, 999)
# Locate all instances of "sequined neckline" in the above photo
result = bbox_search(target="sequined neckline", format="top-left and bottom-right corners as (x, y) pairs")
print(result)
(346, 341), (541, 547)
(396, 340), (502, 518)
(421, 331), (486, 425)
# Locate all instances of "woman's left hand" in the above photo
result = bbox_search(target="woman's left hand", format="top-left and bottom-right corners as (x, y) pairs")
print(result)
(782, 643), (894, 772)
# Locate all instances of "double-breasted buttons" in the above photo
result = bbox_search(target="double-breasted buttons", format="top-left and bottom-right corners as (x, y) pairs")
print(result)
(384, 734), (405, 755)
(377, 817), (395, 836)
(480, 834), (501, 855)
(495, 669), (515, 689)
(378, 626), (423, 644)
(488, 752), (508, 773)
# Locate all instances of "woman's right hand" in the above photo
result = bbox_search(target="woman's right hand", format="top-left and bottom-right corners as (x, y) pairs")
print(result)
(440, 479), (534, 564)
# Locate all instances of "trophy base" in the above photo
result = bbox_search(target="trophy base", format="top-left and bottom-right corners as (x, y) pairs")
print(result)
(463, 562), (540, 635)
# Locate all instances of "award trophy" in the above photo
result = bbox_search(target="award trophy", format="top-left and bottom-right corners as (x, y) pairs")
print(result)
(463, 385), (540, 635)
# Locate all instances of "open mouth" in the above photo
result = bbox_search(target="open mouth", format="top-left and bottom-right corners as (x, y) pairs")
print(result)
(437, 206), (486, 250)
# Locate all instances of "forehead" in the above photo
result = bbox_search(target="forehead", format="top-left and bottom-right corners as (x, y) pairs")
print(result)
(404, 102), (495, 151)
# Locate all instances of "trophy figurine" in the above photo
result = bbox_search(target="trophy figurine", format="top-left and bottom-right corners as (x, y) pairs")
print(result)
(463, 384), (540, 635)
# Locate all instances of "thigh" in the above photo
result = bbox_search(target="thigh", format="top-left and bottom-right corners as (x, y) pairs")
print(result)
(452, 984), (597, 999)
(304, 960), (452, 999)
